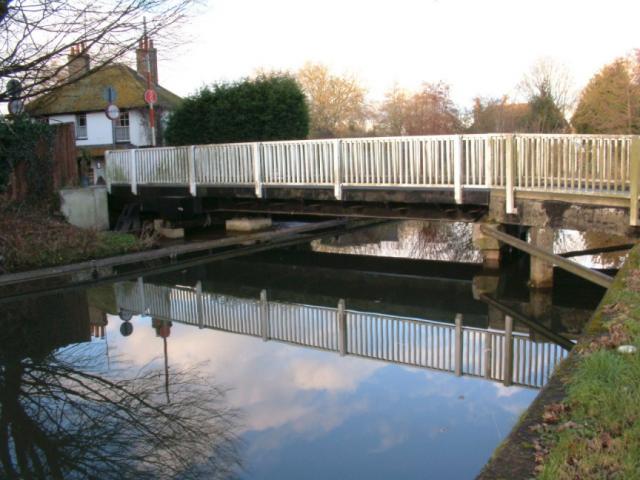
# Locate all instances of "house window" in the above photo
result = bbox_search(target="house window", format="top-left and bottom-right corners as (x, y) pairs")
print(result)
(114, 111), (130, 143)
(75, 114), (87, 139)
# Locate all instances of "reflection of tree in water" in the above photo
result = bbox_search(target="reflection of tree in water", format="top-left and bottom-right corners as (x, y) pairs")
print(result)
(0, 300), (242, 480)
(406, 221), (479, 262)
(554, 229), (628, 269)
(313, 220), (481, 263)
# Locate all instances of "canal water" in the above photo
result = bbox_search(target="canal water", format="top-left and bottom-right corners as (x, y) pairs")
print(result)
(0, 221), (608, 479)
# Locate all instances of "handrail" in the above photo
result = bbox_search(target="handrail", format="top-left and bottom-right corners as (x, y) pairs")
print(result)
(115, 279), (570, 389)
(105, 133), (640, 225)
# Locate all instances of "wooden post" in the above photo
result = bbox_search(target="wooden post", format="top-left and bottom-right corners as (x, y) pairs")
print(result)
(454, 313), (463, 376)
(505, 135), (516, 214)
(188, 145), (197, 197)
(130, 149), (137, 195)
(630, 136), (640, 226)
(503, 315), (513, 387)
(260, 289), (269, 341)
(337, 298), (347, 356)
(454, 135), (463, 204)
(333, 139), (342, 200)
(253, 142), (263, 198)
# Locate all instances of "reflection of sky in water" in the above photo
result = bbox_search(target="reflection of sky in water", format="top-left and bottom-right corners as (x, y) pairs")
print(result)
(90, 314), (537, 479)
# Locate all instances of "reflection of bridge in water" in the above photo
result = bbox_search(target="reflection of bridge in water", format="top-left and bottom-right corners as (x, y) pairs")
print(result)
(115, 278), (570, 390)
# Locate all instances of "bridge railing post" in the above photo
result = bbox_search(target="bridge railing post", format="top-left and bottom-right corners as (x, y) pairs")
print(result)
(337, 299), (347, 355)
(503, 315), (514, 386)
(505, 134), (516, 214)
(260, 289), (269, 341)
(630, 136), (640, 226)
(130, 149), (138, 195)
(188, 145), (197, 196)
(195, 281), (204, 329)
(454, 135), (463, 203)
(333, 140), (342, 200)
(454, 313), (463, 376)
(484, 136), (493, 188)
(253, 142), (263, 198)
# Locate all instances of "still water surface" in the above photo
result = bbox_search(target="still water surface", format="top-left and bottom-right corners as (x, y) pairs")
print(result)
(0, 233), (605, 479)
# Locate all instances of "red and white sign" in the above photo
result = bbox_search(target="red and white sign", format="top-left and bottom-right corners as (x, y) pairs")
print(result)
(144, 89), (158, 105)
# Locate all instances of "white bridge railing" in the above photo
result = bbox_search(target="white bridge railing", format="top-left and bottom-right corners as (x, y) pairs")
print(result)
(106, 133), (640, 225)
(114, 279), (569, 389)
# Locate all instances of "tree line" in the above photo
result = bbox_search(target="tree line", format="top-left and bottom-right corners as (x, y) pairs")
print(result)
(166, 53), (640, 146)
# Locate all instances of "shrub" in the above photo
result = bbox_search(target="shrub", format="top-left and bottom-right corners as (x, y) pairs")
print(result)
(165, 74), (309, 146)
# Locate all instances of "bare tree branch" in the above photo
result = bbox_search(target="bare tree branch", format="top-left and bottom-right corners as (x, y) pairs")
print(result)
(0, 0), (197, 103)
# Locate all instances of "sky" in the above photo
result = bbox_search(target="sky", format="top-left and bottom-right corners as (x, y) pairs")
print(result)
(158, 0), (640, 110)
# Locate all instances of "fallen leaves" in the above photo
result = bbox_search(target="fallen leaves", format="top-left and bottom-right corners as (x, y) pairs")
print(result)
(542, 402), (567, 425)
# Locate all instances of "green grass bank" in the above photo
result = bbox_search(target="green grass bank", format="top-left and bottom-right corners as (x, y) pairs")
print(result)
(479, 244), (640, 479)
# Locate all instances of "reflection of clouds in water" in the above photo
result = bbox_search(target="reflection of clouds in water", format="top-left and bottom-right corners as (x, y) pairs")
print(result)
(370, 421), (409, 453)
(106, 317), (381, 433)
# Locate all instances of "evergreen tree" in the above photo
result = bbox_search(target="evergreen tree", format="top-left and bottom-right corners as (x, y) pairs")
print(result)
(165, 75), (309, 146)
(524, 82), (568, 133)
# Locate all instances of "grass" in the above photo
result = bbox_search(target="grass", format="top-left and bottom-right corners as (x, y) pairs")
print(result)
(536, 246), (640, 479)
(0, 203), (149, 274)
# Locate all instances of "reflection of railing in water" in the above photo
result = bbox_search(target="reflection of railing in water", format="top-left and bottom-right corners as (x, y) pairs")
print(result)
(114, 279), (569, 389)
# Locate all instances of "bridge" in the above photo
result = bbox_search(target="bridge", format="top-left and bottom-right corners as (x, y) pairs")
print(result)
(114, 277), (572, 390)
(105, 133), (639, 289)
(106, 133), (640, 225)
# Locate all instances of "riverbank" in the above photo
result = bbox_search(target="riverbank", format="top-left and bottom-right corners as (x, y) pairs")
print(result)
(0, 205), (148, 274)
(479, 244), (640, 479)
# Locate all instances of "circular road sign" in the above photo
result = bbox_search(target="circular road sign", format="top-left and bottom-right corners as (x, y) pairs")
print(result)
(105, 103), (120, 120)
(144, 89), (158, 105)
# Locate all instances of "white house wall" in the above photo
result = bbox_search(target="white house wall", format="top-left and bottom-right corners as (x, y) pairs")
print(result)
(48, 110), (155, 148)
(49, 112), (112, 146)
(129, 109), (151, 147)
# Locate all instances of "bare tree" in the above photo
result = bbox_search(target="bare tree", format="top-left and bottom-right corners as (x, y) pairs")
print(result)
(375, 84), (410, 136)
(518, 57), (576, 118)
(0, 301), (242, 479)
(0, 0), (196, 103)
(375, 82), (461, 136)
(296, 63), (370, 138)
(404, 82), (462, 135)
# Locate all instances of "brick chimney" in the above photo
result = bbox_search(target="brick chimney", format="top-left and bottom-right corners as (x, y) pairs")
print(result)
(136, 36), (158, 85)
(67, 43), (90, 80)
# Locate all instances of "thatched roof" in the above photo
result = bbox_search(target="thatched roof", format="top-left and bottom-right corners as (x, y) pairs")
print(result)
(26, 64), (182, 116)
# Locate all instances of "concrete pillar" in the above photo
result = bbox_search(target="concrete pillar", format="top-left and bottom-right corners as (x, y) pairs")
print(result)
(529, 227), (554, 289)
(526, 289), (554, 342)
(472, 274), (500, 301)
(472, 223), (501, 269)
